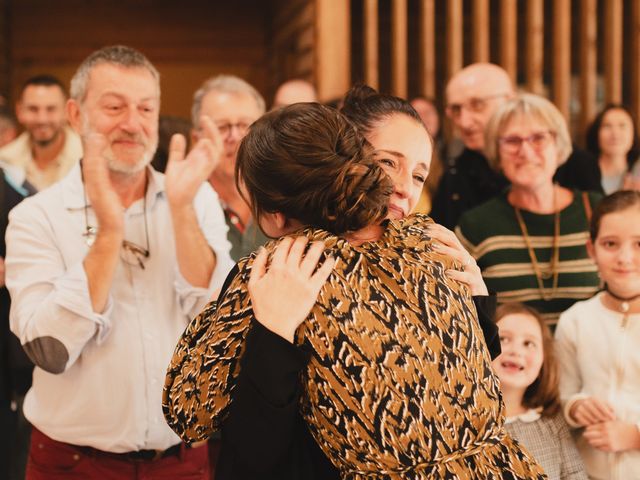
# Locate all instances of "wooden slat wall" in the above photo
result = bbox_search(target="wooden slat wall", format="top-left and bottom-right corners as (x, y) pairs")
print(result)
(345, 0), (633, 139)
(552, 0), (571, 120)
(446, 0), (463, 80)
(604, 0), (623, 103)
(363, 0), (379, 90)
(391, 0), (408, 98)
(580, 0), (598, 134)
(632, 0), (640, 122)
(499, 0), (517, 83)
(472, 0), (489, 63)
(526, 0), (544, 95)
(418, 0), (436, 98)
(315, 0), (350, 101)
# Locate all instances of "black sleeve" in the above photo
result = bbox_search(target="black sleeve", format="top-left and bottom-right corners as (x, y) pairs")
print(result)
(217, 319), (310, 476)
(472, 293), (501, 359)
(554, 148), (603, 194)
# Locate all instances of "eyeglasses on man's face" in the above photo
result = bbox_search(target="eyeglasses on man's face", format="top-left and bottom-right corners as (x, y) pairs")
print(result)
(214, 121), (251, 137)
(445, 93), (509, 119)
(498, 131), (556, 155)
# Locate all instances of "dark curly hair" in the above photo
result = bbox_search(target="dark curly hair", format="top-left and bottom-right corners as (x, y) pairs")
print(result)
(236, 102), (393, 235)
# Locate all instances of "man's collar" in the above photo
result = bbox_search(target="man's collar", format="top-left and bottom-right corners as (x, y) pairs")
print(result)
(63, 162), (165, 211)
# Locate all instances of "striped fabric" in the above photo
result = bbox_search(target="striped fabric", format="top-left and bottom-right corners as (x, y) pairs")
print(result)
(456, 190), (602, 328)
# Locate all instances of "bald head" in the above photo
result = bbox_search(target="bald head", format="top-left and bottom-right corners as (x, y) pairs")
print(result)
(273, 79), (317, 109)
(445, 63), (514, 151)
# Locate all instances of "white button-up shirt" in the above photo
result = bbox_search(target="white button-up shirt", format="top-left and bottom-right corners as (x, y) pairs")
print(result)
(6, 164), (234, 452)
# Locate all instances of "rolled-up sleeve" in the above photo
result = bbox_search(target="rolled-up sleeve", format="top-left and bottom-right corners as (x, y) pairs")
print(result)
(6, 202), (114, 374)
(179, 183), (234, 318)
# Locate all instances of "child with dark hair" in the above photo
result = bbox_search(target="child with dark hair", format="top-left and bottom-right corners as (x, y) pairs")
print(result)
(556, 190), (640, 478)
(493, 303), (587, 479)
(164, 101), (545, 479)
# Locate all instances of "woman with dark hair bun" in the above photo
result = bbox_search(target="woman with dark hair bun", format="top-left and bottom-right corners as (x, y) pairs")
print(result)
(585, 104), (640, 193)
(163, 100), (544, 479)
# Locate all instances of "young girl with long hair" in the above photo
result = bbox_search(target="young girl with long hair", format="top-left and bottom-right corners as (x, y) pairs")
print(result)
(493, 303), (587, 479)
(555, 190), (640, 479)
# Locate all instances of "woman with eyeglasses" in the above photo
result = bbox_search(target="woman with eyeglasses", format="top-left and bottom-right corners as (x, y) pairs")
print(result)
(456, 93), (602, 329)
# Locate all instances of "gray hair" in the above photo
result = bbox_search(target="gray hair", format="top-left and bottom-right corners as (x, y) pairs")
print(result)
(191, 75), (265, 129)
(484, 92), (573, 171)
(70, 45), (160, 103)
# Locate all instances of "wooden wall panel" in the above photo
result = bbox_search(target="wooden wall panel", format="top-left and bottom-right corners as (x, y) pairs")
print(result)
(315, 0), (350, 101)
(364, 0), (379, 89)
(446, 0), (463, 80)
(526, 0), (544, 95)
(580, 0), (598, 133)
(472, 0), (489, 63)
(604, 0), (623, 103)
(419, 0), (435, 98)
(632, 0), (640, 122)
(552, 0), (571, 120)
(8, 0), (270, 118)
(499, 0), (517, 83)
(391, 0), (408, 97)
(0, 0), (10, 102)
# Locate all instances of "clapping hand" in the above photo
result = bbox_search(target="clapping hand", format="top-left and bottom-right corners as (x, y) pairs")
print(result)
(165, 116), (223, 208)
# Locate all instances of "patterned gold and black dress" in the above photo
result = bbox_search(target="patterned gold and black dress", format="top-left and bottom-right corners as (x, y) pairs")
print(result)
(163, 215), (546, 479)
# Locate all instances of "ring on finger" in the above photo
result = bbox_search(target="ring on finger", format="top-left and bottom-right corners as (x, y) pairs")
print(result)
(464, 256), (473, 267)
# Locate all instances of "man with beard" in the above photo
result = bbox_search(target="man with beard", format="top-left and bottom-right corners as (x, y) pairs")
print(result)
(0, 75), (82, 190)
(4, 45), (234, 479)
(191, 75), (267, 260)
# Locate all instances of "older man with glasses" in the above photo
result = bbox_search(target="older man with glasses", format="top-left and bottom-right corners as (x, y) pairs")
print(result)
(430, 62), (602, 230)
(4, 45), (234, 479)
(191, 75), (267, 261)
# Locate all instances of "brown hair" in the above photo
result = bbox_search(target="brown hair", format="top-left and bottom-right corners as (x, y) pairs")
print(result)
(235, 102), (393, 235)
(495, 302), (561, 418)
(590, 190), (640, 241)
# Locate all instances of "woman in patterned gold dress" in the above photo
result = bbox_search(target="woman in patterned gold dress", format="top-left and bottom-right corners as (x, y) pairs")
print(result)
(163, 101), (546, 479)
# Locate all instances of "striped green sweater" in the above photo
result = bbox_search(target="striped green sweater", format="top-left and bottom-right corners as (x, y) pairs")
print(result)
(456, 190), (601, 328)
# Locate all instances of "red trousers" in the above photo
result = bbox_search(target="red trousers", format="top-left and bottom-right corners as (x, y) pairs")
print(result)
(26, 427), (210, 480)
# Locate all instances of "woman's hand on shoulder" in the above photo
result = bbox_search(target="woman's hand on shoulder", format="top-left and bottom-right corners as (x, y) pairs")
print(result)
(248, 237), (336, 343)
(428, 223), (488, 296)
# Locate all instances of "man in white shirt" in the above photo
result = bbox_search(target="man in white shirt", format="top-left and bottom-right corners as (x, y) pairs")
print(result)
(5, 45), (234, 479)
(0, 75), (83, 190)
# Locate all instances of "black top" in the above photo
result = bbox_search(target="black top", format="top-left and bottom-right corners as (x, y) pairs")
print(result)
(0, 171), (35, 404)
(214, 264), (500, 480)
(430, 146), (603, 230)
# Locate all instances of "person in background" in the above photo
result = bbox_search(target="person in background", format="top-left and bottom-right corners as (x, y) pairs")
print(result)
(0, 166), (35, 480)
(151, 115), (192, 173)
(191, 75), (267, 261)
(410, 96), (444, 214)
(6, 45), (234, 479)
(555, 190), (640, 479)
(0, 106), (17, 148)
(272, 79), (317, 109)
(492, 302), (588, 479)
(431, 63), (601, 229)
(585, 104), (640, 193)
(0, 75), (82, 191)
(456, 93), (601, 328)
